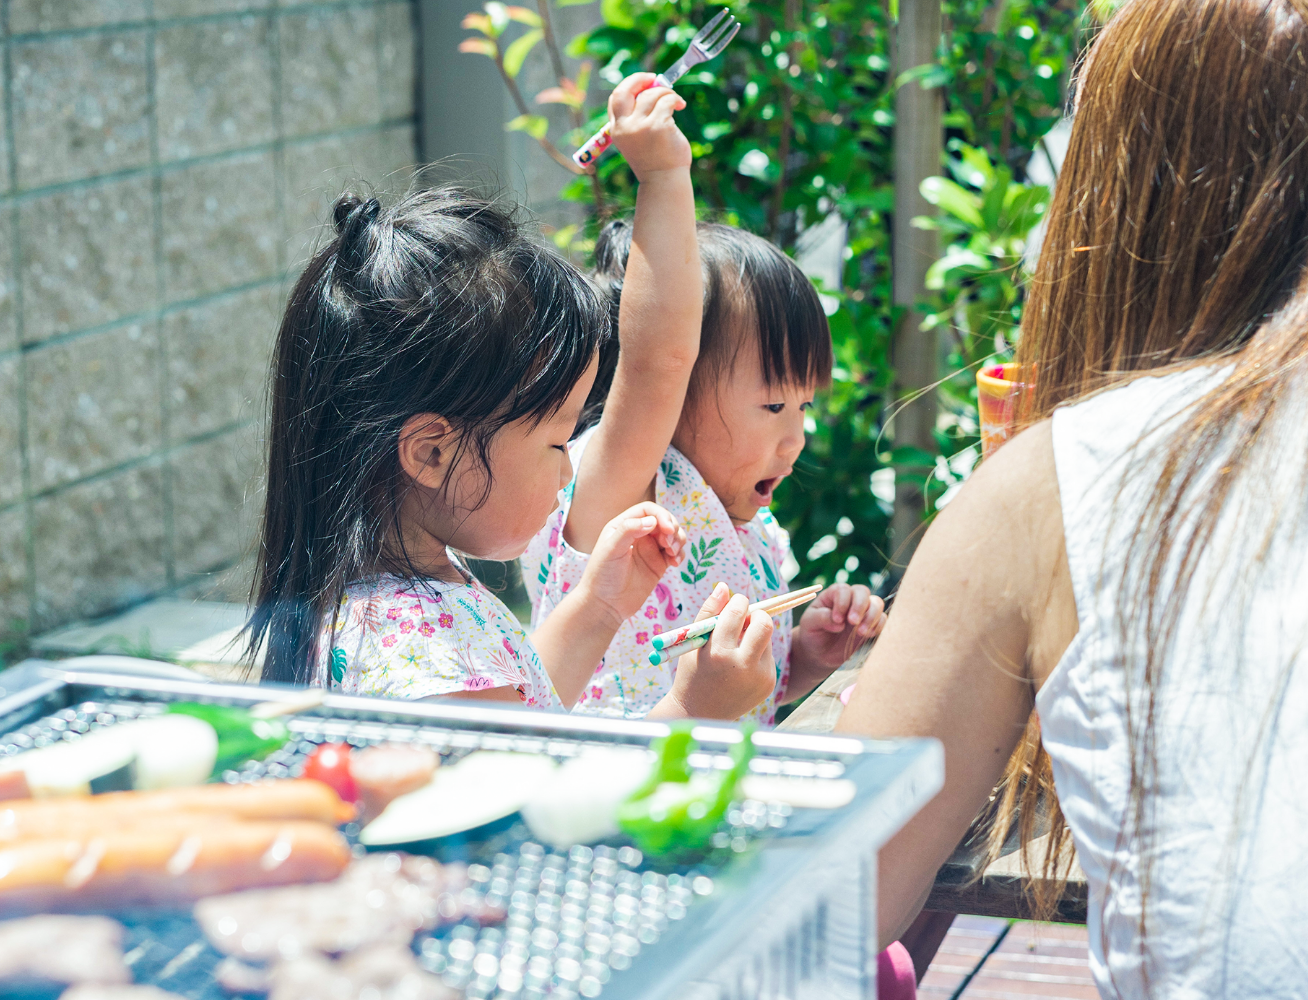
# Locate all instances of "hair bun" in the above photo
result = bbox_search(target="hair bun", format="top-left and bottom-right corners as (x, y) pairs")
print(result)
(333, 194), (380, 233)
(333, 196), (382, 278)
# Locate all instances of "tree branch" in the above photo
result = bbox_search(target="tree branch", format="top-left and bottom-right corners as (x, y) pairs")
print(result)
(494, 53), (585, 174)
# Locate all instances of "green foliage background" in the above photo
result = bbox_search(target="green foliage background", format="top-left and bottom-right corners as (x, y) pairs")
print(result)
(464, 0), (1092, 591)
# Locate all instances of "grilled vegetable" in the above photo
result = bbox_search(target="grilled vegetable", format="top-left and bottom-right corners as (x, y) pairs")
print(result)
(616, 726), (754, 857)
(166, 703), (288, 776)
(520, 748), (651, 848)
(0, 729), (136, 798)
(359, 752), (556, 847)
(301, 744), (358, 803)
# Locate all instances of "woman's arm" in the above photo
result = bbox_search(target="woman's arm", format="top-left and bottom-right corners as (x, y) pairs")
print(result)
(565, 74), (702, 554)
(835, 422), (1078, 947)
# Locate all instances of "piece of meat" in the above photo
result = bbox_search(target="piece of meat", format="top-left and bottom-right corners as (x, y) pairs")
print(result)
(61, 988), (187, 1000)
(269, 945), (457, 1000)
(350, 745), (438, 823)
(0, 771), (30, 802)
(0, 821), (350, 915)
(0, 780), (353, 843)
(0, 915), (129, 986)
(195, 853), (501, 962)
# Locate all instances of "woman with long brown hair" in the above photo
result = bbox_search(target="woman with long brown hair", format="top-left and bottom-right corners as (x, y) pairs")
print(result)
(841, 0), (1308, 993)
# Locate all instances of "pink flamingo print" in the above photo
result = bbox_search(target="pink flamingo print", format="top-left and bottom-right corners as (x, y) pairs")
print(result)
(654, 583), (681, 621)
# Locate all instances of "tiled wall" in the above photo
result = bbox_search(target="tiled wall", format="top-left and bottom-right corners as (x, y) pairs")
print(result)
(0, 0), (419, 642)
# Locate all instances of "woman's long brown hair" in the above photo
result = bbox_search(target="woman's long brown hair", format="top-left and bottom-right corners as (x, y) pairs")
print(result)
(986, 0), (1308, 921)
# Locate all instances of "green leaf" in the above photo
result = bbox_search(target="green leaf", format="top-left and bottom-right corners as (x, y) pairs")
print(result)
(925, 248), (993, 290)
(600, 0), (635, 29)
(556, 0), (596, 6)
(506, 113), (549, 139)
(502, 28), (543, 78)
(1002, 184), (1051, 236)
(504, 4), (542, 26)
(920, 177), (983, 228)
(484, 1), (511, 35)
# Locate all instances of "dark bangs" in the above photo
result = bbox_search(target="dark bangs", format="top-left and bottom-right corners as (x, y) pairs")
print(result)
(694, 223), (833, 405)
(584, 220), (832, 425)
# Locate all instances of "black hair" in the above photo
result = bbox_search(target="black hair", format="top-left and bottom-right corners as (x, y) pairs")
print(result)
(248, 187), (608, 685)
(581, 219), (833, 428)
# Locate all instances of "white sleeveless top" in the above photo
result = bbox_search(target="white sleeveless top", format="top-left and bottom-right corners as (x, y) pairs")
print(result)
(1041, 368), (1308, 998)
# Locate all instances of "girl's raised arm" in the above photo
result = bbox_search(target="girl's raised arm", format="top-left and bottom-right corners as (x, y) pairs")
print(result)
(565, 74), (702, 554)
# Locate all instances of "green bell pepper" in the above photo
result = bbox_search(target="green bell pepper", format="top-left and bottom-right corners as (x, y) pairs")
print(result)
(616, 724), (754, 856)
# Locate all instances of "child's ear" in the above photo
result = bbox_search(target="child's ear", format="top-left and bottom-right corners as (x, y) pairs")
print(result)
(397, 413), (455, 488)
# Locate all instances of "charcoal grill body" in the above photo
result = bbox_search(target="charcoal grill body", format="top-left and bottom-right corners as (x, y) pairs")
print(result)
(0, 662), (941, 1000)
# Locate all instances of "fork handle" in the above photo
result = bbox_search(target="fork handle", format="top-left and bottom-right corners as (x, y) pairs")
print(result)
(572, 72), (674, 170)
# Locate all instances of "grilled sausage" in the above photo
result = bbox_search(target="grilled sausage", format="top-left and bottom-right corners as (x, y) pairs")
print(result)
(0, 820), (350, 915)
(0, 779), (352, 842)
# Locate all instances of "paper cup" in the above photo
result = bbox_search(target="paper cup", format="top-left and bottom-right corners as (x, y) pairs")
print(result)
(976, 363), (1028, 458)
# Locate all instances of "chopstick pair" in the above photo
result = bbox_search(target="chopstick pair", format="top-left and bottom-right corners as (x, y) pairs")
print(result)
(647, 585), (822, 666)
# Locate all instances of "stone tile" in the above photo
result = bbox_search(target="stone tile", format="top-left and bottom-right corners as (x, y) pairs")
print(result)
(282, 124), (416, 268)
(379, 1), (417, 121)
(10, 0), (148, 33)
(31, 464), (166, 631)
(0, 354), (22, 508)
(161, 151), (279, 302)
(164, 285), (278, 442)
(279, 6), (380, 139)
(12, 31), (151, 190)
(153, 0), (270, 16)
(19, 177), (157, 344)
(156, 16), (275, 163)
(25, 323), (161, 492)
(173, 552), (256, 606)
(0, 211), (17, 349)
(0, 507), (29, 641)
(170, 426), (263, 580)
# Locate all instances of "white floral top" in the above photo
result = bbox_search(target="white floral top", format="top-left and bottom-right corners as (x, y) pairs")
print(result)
(522, 428), (793, 723)
(314, 562), (563, 711)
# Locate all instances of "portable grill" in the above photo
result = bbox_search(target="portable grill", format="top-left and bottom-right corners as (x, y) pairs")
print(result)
(0, 661), (941, 1000)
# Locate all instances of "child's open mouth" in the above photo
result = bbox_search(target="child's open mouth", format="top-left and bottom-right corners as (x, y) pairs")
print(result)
(751, 476), (782, 505)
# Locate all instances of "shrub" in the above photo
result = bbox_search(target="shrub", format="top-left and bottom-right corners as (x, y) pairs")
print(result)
(460, 0), (1090, 588)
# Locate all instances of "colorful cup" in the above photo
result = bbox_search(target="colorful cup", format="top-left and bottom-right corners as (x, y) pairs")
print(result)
(976, 363), (1029, 458)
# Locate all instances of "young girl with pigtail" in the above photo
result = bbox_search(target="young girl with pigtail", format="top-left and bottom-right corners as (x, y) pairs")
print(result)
(246, 80), (777, 720)
(523, 74), (887, 723)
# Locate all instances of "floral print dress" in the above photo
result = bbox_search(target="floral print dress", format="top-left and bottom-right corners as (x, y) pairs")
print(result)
(522, 427), (793, 723)
(314, 559), (563, 710)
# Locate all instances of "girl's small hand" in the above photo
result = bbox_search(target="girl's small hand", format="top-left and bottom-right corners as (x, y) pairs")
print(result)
(609, 73), (692, 179)
(579, 502), (687, 626)
(663, 585), (776, 720)
(793, 584), (886, 670)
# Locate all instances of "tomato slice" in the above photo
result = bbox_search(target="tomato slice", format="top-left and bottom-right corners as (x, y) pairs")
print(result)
(302, 743), (358, 803)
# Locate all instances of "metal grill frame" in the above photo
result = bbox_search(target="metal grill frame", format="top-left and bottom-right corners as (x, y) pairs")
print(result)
(0, 662), (941, 1000)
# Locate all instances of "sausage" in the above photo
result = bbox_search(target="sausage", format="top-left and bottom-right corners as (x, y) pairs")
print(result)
(0, 780), (352, 842)
(0, 820), (350, 915)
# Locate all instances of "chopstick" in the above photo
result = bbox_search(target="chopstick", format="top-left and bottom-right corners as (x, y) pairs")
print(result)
(647, 585), (822, 666)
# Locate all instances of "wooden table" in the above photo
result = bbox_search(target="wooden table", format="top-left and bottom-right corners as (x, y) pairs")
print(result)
(777, 659), (1088, 975)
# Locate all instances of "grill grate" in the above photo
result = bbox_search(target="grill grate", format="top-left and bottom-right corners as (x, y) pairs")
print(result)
(0, 699), (812, 1000)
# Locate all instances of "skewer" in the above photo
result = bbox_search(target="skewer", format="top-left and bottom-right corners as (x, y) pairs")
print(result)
(650, 585), (822, 650)
(647, 587), (822, 666)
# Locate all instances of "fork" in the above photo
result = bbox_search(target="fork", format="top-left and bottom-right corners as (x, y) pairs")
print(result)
(571, 8), (741, 170)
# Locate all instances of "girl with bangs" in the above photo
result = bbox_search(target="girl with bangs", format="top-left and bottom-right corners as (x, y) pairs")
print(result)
(246, 76), (779, 721)
(524, 113), (886, 724)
